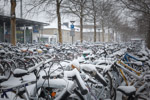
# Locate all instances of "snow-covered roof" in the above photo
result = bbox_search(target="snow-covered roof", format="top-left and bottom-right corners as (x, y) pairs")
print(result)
(131, 38), (142, 41)
(44, 24), (80, 32)
(44, 24), (71, 31)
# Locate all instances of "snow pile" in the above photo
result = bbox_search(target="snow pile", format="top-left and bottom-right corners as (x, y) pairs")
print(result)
(80, 64), (96, 72)
(83, 50), (92, 54)
(70, 59), (80, 70)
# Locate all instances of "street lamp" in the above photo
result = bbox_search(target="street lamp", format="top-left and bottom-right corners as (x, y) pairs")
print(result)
(70, 21), (75, 24)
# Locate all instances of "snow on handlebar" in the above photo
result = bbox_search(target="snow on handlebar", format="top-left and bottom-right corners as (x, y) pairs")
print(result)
(64, 68), (88, 95)
(80, 64), (108, 86)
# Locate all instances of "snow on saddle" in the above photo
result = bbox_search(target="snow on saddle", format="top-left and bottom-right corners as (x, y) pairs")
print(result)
(117, 86), (136, 96)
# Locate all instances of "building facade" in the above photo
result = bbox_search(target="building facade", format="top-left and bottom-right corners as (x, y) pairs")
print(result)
(32, 25), (80, 44)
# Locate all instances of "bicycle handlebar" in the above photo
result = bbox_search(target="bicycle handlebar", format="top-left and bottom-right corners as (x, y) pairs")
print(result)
(73, 69), (88, 95)
(55, 89), (71, 100)
(93, 71), (108, 86)
(64, 69), (88, 95)
(81, 65), (108, 86)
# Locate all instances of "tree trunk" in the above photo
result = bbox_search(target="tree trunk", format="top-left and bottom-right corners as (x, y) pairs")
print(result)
(11, 0), (16, 46)
(80, 0), (84, 43)
(108, 26), (110, 42)
(80, 17), (83, 43)
(94, 16), (96, 42)
(56, 0), (62, 44)
(147, 20), (150, 49)
(101, 19), (105, 42)
(113, 30), (115, 42)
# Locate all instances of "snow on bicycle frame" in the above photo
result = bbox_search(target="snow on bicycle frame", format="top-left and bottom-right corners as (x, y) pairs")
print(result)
(30, 68), (88, 99)
(0, 60), (45, 99)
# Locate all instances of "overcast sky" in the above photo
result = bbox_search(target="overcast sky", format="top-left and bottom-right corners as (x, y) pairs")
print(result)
(0, 0), (134, 28)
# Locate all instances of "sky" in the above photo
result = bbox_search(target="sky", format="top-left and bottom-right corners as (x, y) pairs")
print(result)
(0, 0), (105, 27)
(0, 0), (135, 29)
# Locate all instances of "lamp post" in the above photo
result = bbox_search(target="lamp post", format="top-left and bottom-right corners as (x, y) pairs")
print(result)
(70, 21), (75, 44)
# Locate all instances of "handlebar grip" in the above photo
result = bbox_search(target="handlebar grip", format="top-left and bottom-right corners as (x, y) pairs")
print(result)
(74, 71), (88, 95)
(87, 78), (97, 84)
(55, 89), (71, 100)
(94, 72), (107, 86)
(74, 88), (84, 100)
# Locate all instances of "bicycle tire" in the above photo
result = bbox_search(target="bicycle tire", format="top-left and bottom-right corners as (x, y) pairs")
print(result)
(36, 86), (85, 100)
(1, 61), (12, 76)
(105, 71), (116, 100)
(15, 59), (27, 69)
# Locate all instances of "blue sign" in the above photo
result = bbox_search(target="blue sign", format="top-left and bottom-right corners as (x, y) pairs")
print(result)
(33, 26), (39, 33)
(71, 24), (74, 29)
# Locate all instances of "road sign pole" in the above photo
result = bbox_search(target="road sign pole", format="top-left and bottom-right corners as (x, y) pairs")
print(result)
(3, 22), (6, 42)
(72, 35), (73, 44)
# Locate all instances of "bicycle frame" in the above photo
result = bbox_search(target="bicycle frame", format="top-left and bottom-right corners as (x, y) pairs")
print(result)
(124, 53), (139, 62)
(0, 79), (36, 99)
(0, 60), (45, 99)
(30, 68), (88, 100)
(116, 60), (142, 86)
(123, 53), (144, 66)
(118, 60), (141, 76)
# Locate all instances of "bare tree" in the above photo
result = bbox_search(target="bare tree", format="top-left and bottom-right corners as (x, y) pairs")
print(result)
(11, 0), (16, 46)
(62, 0), (89, 43)
(86, 0), (101, 42)
(56, 0), (63, 43)
(96, 0), (114, 42)
(0, 0), (9, 15)
(119, 0), (150, 48)
(85, 0), (124, 42)
(24, 0), (64, 43)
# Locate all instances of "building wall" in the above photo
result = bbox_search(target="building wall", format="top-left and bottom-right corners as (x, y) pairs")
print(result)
(43, 28), (80, 43)
(32, 28), (80, 44)
(83, 32), (112, 42)
(74, 30), (80, 42)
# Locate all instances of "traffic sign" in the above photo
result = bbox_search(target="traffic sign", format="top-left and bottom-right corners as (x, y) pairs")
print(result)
(71, 24), (74, 29)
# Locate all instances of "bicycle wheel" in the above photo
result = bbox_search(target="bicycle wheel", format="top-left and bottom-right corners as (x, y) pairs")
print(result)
(0, 63), (4, 75)
(37, 87), (54, 100)
(104, 71), (116, 100)
(1, 61), (11, 76)
(15, 59), (27, 69)
(2, 89), (28, 100)
(9, 60), (17, 71)
(37, 86), (85, 100)
(94, 71), (116, 100)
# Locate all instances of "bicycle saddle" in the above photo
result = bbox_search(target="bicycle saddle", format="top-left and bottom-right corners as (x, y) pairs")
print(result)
(117, 86), (136, 96)
(24, 56), (34, 59)
(13, 68), (28, 78)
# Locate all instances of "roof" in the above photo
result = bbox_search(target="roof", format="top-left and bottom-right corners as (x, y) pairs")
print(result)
(44, 24), (80, 32)
(131, 38), (143, 41)
(75, 25), (101, 29)
(0, 14), (49, 27)
(44, 24), (71, 31)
